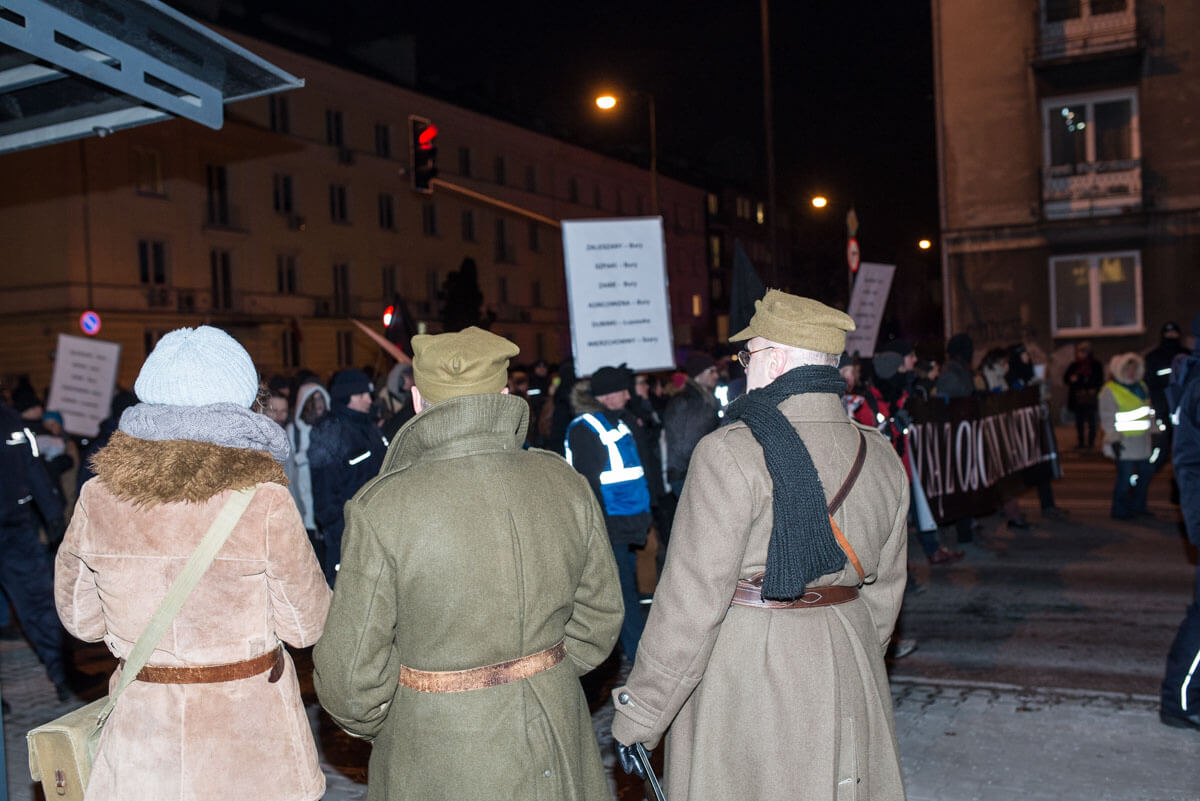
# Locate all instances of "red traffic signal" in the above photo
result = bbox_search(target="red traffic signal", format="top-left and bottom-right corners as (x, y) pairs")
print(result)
(383, 304), (395, 327)
(410, 116), (438, 193)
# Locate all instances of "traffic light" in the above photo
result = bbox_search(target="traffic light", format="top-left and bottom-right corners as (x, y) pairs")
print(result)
(382, 304), (395, 327)
(410, 116), (438, 193)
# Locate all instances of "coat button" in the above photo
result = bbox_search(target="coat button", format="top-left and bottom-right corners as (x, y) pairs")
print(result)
(543, 769), (552, 777)
(618, 691), (630, 704)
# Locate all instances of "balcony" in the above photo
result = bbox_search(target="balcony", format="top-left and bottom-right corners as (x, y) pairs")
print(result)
(1042, 159), (1141, 220)
(1035, 1), (1141, 63)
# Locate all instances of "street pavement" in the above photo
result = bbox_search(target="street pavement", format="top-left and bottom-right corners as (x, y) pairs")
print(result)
(3, 427), (1198, 800)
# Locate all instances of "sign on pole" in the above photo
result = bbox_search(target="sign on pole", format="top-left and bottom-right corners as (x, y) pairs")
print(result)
(562, 217), (675, 376)
(844, 262), (895, 358)
(846, 237), (861, 273)
(46, 333), (121, 438)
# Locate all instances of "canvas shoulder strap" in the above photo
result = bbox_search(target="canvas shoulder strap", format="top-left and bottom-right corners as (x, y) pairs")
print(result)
(99, 487), (257, 723)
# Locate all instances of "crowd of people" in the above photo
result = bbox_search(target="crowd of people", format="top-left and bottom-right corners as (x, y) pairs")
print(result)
(1, 302), (1198, 801)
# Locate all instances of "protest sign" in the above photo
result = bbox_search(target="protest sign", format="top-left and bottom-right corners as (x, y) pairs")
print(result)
(844, 262), (895, 358)
(46, 334), (121, 438)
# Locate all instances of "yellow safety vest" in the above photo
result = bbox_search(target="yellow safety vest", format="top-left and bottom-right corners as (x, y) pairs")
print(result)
(1104, 381), (1152, 437)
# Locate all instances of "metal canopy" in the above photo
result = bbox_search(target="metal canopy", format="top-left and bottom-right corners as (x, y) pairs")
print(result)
(0, 0), (303, 154)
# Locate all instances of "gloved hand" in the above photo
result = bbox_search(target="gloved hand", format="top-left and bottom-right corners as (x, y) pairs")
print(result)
(615, 742), (647, 779)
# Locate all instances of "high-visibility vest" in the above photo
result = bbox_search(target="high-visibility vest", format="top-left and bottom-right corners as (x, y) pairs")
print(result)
(565, 413), (651, 517)
(1105, 381), (1153, 437)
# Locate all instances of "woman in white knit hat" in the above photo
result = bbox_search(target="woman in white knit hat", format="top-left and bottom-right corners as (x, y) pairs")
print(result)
(53, 326), (331, 801)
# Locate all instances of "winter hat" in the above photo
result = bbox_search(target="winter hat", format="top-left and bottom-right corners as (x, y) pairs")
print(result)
(946, 333), (974, 364)
(330, 369), (374, 406)
(589, 365), (632, 397)
(1162, 321), (1182, 338)
(872, 351), (903, 380)
(683, 351), (716, 379)
(729, 289), (855, 354)
(10, 377), (40, 413)
(134, 326), (259, 408)
(411, 326), (519, 404)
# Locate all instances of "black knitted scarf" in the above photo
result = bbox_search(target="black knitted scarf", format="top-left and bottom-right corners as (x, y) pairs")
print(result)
(724, 364), (847, 600)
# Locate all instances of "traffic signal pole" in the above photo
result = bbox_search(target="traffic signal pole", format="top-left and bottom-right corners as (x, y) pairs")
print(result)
(428, 178), (562, 229)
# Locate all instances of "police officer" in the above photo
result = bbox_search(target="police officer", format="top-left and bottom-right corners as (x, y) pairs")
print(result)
(309, 370), (387, 585)
(0, 401), (71, 700)
(566, 364), (651, 662)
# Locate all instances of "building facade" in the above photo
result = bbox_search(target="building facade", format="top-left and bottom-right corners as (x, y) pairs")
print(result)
(0, 30), (709, 396)
(933, 0), (1200, 402)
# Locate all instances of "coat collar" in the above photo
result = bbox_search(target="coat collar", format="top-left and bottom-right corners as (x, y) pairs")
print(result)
(776, 392), (850, 423)
(382, 393), (529, 472)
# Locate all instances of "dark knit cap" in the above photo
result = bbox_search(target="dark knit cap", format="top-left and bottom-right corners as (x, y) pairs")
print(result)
(946, 333), (974, 363)
(1162, 321), (1182, 337)
(683, 351), (716, 379)
(330, 369), (373, 406)
(589, 365), (631, 397)
(873, 352), (903, 380)
(879, 338), (914, 356)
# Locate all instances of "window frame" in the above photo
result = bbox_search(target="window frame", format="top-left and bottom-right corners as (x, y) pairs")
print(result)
(1048, 249), (1144, 336)
(1041, 87), (1140, 172)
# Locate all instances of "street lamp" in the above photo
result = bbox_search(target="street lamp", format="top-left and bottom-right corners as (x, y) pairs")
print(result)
(594, 91), (657, 215)
(918, 239), (932, 250)
(811, 195), (828, 209)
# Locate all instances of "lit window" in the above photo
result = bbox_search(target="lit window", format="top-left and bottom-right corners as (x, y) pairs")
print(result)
(1050, 250), (1142, 335)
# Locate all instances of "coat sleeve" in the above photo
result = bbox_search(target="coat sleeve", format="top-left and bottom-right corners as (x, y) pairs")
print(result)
(53, 489), (105, 642)
(312, 500), (402, 741)
(265, 489), (331, 647)
(562, 485), (623, 674)
(1174, 381), (1200, 542)
(861, 476), (909, 648)
(610, 433), (751, 748)
(1098, 386), (1119, 444)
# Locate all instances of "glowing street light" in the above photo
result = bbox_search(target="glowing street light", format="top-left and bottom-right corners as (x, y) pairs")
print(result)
(811, 195), (828, 209)
(595, 95), (617, 110)
(918, 239), (932, 250)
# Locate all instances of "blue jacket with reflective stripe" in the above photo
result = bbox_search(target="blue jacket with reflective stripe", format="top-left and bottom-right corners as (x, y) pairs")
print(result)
(565, 412), (651, 517)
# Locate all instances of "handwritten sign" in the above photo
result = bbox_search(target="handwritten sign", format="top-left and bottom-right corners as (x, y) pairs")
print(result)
(46, 334), (122, 438)
(844, 261), (895, 358)
(562, 217), (675, 376)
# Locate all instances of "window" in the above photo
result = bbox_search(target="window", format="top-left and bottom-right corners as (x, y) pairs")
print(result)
(567, 177), (579, 204)
(525, 164), (536, 192)
(134, 148), (163, 195)
(421, 202), (438, 236)
(495, 217), (513, 263)
(382, 264), (396, 299)
(329, 184), (348, 223)
(494, 155), (506, 185)
(1044, 0), (1127, 24)
(461, 209), (476, 242)
(707, 193), (719, 215)
(268, 95), (290, 134)
(282, 328), (300, 369)
(528, 220), (540, 253)
(692, 294), (703, 318)
(755, 202), (765, 225)
(709, 234), (722, 269)
(205, 164), (230, 226)
(210, 249), (232, 310)
(374, 122), (391, 158)
(532, 279), (543, 307)
(458, 147), (472, 177)
(378, 193), (395, 230)
(1044, 89), (1138, 171)
(593, 185), (603, 210)
(138, 239), (166, 285)
(276, 254), (297, 295)
(143, 328), (168, 357)
(273, 174), (293, 214)
(1050, 251), (1142, 335)
(332, 263), (351, 315)
(325, 109), (344, 147)
(497, 276), (509, 303)
(735, 197), (752, 219)
(336, 330), (354, 367)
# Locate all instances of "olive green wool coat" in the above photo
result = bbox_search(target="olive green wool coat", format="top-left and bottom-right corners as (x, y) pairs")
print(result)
(313, 393), (623, 801)
(611, 393), (909, 801)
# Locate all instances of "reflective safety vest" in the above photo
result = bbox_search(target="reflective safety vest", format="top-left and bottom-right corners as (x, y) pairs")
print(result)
(1105, 381), (1153, 436)
(564, 413), (651, 517)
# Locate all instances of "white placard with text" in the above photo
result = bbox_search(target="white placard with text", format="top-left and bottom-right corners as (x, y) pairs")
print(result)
(562, 217), (675, 377)
(844, 262), (896, 358)
(46, 334), (122, 438)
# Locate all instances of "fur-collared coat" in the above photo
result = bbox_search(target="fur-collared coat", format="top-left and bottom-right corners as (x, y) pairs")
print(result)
(54, 432), (331, 801)
(611, 393), (909, 801)
(312, 393), (622, 801)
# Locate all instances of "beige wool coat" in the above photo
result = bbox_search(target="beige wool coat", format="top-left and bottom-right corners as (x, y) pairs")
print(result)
(54, 432), (331, 801)
(611, 393), (909, 801)
(313, 393), (623, 801)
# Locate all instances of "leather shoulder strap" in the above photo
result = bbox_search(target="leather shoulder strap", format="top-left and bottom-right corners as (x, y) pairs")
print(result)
(828, 429), (867, 516)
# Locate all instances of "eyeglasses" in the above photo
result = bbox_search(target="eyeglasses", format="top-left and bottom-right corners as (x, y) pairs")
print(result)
(735, 346), (774, 369)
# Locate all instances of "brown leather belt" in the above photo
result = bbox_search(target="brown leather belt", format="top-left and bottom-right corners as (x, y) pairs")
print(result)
(730, 580), (859, 609)
(398, 640), (566, 693)
(121, 644), (284, 684)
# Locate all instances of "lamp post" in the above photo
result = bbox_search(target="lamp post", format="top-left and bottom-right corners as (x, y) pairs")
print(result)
(595, 92), (658, 215)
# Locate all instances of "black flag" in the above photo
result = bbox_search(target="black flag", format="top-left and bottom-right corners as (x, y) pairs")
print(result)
(729, 240), (767, 335)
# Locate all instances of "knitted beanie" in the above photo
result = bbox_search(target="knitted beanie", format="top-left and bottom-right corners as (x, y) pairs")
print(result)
(134, 326), (259, 408)
(683, 351), (716, 378)
(590, 365), (632, 397)
(330, 369), (374, 406)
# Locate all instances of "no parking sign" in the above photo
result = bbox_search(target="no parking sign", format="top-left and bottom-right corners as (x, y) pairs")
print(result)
(79, 310), (101, 336)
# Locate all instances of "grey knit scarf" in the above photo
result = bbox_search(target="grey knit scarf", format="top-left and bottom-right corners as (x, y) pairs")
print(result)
(120, 402), (291, 463)
(723, 365), (847, 600)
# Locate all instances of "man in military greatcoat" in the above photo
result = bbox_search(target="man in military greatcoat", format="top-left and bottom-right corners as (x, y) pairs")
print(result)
(610, 290), (909, 801)
(314, 327), (623, 801)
